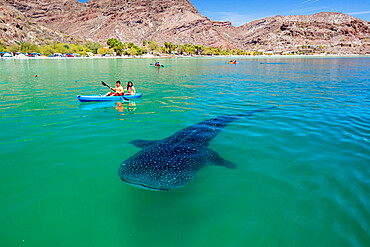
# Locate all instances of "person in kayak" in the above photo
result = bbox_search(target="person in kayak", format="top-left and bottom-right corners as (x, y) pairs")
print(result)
(103, 80), (124, 96)
(124, 81), (136, 95)
(155, 62), (160, 67)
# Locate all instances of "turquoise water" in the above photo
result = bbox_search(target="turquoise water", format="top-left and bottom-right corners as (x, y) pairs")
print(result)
(0, 57), (369, 246)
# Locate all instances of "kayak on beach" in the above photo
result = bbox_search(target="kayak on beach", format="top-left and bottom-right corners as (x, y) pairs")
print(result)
(77, 93), (143, 102)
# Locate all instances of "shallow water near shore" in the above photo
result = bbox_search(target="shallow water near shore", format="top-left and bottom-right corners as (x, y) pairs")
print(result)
(0, 57), (369, 247)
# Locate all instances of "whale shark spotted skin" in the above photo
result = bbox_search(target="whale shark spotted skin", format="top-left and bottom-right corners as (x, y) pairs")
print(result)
(118, 107), (275, 191)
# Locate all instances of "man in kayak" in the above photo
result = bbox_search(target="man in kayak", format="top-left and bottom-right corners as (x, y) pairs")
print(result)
(103, 80), (124, 96)
(124, 81), (136, 95)
(155, 62), (160, 67)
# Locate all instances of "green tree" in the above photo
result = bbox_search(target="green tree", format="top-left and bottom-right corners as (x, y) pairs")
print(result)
(83, 41), (102, 54)
(115, 42), (124, 55)
(107, 38), (124, 55)
(53, 42), (70, 54)
(107, 38), (119, 48)
(39, 45), (55, 56)
(137, 47), (143, 56)
(148, 41), (160, 54)
(0, 39), (6, 52)
(140, 45), (149, 54)
(69, 43), (92, 56)
(129, 47), (137, 56)
(203, 46), (214, 55)
(8, 44), (20, 53)
(19, 42), (40, 53)
(194, 45), (205, 55)
(97, 47), (114, 55)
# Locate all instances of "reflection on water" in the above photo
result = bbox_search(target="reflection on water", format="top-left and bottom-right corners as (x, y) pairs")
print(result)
(79, 100), (137, 113)
(0, 57), (369, 247)
(114, 101), (136, 113)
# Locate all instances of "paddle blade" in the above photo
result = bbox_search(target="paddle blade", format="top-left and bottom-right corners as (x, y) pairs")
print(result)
(101, 81), (110, 88)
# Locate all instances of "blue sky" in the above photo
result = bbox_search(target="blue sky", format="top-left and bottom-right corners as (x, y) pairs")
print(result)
(77, 0), (369, 26)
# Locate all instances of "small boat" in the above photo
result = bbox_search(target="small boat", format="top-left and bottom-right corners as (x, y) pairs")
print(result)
(2, 52), (13, 59)
(77, 93), (142, 102)
(228, 61), (237, 64)
(15, 53), (28, 59)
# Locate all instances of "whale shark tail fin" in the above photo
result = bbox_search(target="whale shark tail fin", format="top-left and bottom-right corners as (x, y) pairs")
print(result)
(235, 106), (277, 118)
(206, 149), (236, 169)
(130, 139), (160, 149)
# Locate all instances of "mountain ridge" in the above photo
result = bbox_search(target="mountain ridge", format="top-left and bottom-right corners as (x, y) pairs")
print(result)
(1, 0), (369, 54)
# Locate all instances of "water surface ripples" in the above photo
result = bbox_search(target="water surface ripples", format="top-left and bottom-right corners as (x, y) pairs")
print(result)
(0, 57), (369, 247)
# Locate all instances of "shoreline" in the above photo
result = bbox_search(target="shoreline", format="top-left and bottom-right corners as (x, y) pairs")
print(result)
(1, 54), (369, 60)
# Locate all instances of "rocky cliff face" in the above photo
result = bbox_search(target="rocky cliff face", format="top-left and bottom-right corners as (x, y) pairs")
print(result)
(1, 0), (369, 54)
(234, 12), (370, 54)
(0, 0), (69, 44)
(65, 0), (236, 48)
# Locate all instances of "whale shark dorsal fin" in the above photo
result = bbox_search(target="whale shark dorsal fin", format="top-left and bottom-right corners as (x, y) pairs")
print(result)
(206, 149), (236, 169)
(129, 139), (160, 149)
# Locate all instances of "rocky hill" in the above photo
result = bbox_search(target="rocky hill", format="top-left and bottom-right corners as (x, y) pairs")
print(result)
(234, 12), (370, 54)
(2, 0), (235, 47)
(1, 0), (369, 54)
(0, 0), (70, 44)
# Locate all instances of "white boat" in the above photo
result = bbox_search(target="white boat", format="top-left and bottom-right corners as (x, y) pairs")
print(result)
(2, 52), (13, 59)
(15, 53), (28, 59)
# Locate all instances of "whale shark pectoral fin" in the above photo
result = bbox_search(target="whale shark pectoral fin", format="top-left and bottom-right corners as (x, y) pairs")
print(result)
(129, 139), (160, 148)
(206, 149), (237, 169)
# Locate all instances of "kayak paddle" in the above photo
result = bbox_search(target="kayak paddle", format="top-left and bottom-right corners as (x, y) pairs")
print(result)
(101, 81), (115, 91)
(101, 81), (129, 100)
(150, 64), (165, 67)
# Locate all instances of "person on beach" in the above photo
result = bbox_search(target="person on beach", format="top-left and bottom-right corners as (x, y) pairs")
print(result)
(104, 80), (124, 96)
(124, 81), (136, 95)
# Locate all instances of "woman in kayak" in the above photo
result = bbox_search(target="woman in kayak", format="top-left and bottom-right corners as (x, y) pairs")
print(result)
(124, 81), (136, 95)
(104, 80), (124, 96)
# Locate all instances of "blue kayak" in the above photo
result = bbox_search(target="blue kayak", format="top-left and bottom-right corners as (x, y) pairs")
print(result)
(77, 93), (142, 102)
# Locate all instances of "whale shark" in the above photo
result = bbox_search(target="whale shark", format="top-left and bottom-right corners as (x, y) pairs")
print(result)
(118, 107), (275, 191)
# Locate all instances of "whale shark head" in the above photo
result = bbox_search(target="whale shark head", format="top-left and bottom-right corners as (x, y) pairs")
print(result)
(118, 153), (195, 191)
